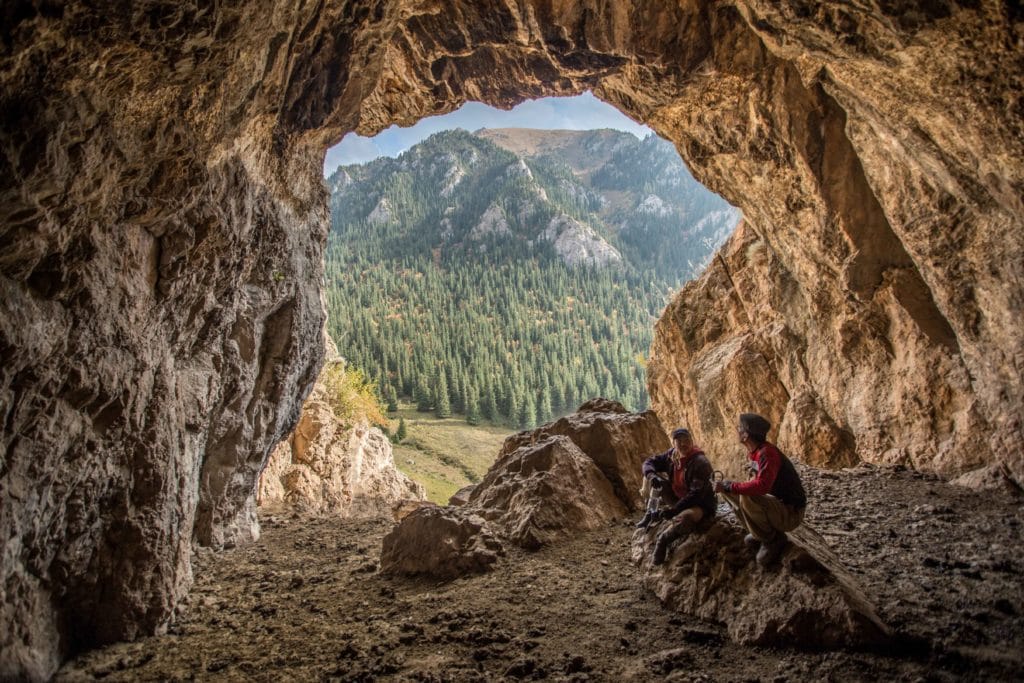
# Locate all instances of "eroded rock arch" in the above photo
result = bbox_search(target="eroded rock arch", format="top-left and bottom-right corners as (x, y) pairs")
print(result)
(1, 0), (1021, 678)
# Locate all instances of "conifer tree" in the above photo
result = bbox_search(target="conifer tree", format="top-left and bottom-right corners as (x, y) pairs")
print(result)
(466, 387), (481, 425)
(435, 370), (452, 418)
(519, 393), (537, 430)
(538, 389), (553, 424)
(482, 382), (498, 421)
(415, 375), (432, 412)
(394, 417), (407, 442)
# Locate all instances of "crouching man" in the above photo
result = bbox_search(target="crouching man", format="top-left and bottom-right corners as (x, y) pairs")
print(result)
(637, 427), (716, 565)
(713, 413), (807, 566)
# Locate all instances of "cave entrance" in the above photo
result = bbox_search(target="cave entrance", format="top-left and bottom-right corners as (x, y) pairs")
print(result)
(304, 93), (739, 506)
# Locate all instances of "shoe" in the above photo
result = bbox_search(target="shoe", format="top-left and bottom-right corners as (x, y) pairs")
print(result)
(652, 537), (671, 565)
(635, 512), (656, 529)
(743, 533), (759, 550)
(755, 532), (788, 566)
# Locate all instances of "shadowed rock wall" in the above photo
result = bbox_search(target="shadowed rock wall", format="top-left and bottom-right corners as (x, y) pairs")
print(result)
(1, 0), (1021, 679)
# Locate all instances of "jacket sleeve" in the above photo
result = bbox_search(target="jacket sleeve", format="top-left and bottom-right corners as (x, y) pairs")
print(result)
(666, 455), (713, 517)
(641, 449), (672, 478)
(730, 446), (780, 497)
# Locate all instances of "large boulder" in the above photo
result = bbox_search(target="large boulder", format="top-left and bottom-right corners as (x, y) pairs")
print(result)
(379, 505), (504, 580)
(381, 409), (642, 579)
(499, 399), (668, 510)
(469, 435), (628, 550)
(632, 507), (890, 649)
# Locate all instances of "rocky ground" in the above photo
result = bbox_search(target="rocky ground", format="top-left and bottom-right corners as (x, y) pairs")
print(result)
(58, 464), (1023, 682)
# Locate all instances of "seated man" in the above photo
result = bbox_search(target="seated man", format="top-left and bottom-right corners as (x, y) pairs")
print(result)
(713, 413), (807, 566)
(637, 427), (716, 565)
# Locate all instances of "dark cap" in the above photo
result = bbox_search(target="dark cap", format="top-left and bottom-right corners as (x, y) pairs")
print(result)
(739, 413), (771, 440)
(671, 427), (691, 440)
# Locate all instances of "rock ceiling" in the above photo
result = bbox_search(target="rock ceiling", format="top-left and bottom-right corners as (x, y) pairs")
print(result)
(1, 1), (1021, 679)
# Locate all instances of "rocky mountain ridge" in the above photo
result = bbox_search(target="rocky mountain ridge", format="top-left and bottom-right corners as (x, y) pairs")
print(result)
(328, 127), (739, 278)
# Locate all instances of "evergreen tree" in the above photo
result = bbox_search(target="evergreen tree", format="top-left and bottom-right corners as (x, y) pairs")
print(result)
(519, 393), (537, 430)
(538, 389), (553, 425)
(415, 375), (432, 412)
(435, 369), (452, 418)
(465, 386), (481, 425)
(394, 417), (408, 442)
(482, 382), (498, 421)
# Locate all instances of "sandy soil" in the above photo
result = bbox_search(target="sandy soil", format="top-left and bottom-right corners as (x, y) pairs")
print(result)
(58, 464), (1023, 682)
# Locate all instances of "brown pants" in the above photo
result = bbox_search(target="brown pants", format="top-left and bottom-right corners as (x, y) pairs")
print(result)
(657, 507), (709, 545)
(721, 493), (804, 542)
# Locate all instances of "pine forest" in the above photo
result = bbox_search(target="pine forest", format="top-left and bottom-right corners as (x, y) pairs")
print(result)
(324, 128), (739, 429)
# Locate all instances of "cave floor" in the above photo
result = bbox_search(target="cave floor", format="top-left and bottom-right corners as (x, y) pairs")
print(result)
(58, 465), (1023, 682)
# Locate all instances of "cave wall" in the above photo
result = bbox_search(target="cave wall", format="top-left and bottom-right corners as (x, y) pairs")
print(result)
(0, 0), (1021, 679)
(644, 1), (1023, 479)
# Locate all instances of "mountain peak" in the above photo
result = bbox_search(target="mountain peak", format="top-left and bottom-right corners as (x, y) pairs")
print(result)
(473, 128), (637, 175)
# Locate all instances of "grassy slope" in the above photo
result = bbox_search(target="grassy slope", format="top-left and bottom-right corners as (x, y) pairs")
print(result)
(387, 404), (513, 504)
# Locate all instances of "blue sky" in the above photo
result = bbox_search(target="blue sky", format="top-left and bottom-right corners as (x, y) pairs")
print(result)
(324, 92), (653, 174)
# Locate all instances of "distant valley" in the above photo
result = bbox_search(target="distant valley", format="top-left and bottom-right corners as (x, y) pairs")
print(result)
(324, 128), (740, 427)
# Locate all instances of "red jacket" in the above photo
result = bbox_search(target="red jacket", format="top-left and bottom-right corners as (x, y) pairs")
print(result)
(730, 442), (807, 508)
(642, 446), (716, 517)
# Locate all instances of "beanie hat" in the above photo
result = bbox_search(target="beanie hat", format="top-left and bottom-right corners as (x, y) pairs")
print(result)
(739, 413), (771, 440)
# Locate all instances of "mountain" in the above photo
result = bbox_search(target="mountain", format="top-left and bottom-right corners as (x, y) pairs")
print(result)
(328, 128), (739, 281)
(323, 128), (739, 427)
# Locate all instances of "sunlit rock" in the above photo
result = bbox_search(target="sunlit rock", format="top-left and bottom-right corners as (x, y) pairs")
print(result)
(499, 398), (668, 509)
(468, 435), (627, 550)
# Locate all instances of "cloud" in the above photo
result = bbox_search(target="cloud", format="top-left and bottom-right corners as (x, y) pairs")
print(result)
(322, 92), (654, 175)
(324, 135), (384, 173)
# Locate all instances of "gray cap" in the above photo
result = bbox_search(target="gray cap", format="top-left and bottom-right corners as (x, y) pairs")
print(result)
(739, 413), (771, 440)
(671, 427), (691, 440)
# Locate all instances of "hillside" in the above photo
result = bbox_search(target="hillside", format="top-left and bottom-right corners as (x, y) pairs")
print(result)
(324, 128), (740, 428)
(388, 406), (512, 504)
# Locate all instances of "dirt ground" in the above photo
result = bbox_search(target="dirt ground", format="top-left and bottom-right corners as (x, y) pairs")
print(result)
(58, 464), (1024, 682)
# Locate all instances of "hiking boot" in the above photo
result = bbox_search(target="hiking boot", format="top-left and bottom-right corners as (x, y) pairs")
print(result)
(755, 532), (788, 567)
(743, 533), (759, 550)
(652, 536), (671, 565)
(635, 512), (657, 529)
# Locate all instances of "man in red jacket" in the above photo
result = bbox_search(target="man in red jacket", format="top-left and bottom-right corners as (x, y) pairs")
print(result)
(713, 413), (807, 566)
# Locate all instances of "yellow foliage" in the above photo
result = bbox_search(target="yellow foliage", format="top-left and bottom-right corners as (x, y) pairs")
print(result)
(320, 362), (387, 428)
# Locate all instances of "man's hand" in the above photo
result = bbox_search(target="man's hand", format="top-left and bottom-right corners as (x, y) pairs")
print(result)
(713, 480), (733, 494)
(649, 475), (666, 490)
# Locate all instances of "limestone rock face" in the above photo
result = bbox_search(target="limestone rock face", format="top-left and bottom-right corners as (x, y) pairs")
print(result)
(469, 435), (627, 550)
(632, 509), (890, 649)
(256, 360), (424, 516)
(499, 399), (668, 510)
(379, 506), (504, 580)
(2, 0), (1022, 678)
(540, 214), (623, 268)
